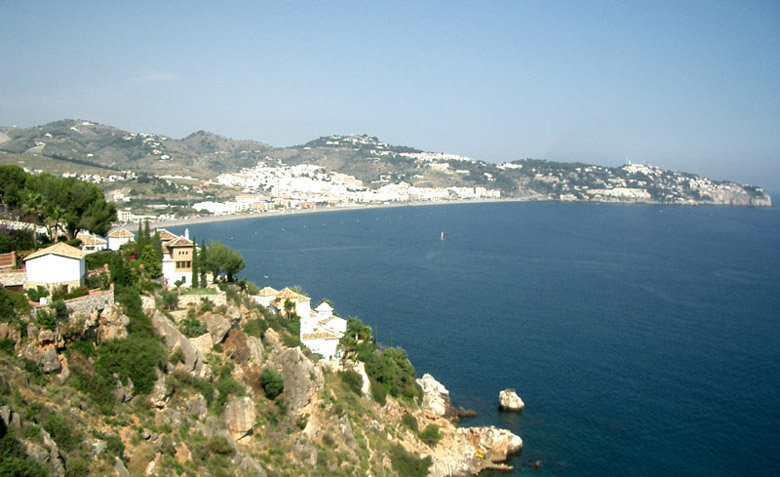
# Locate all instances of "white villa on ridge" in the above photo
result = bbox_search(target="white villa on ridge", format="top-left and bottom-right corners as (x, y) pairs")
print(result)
(253, 286), (279, 308)
(160, 228), (194, 288)
(300, 301), (347, 360)
(107, 227), (134, 251)
(271, 287), (311, 319)
(77, 232), (108, 254)
(23, 242), (87, 292)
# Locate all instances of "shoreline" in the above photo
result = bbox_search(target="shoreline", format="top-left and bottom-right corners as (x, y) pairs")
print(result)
(142, 198), (528, 229)
(136, 195), (774, 230)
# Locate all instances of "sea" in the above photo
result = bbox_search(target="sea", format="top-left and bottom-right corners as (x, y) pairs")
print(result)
(171, 200), (780, 476)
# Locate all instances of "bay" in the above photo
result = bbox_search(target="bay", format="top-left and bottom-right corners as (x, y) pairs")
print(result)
(172, 201), (780, 476)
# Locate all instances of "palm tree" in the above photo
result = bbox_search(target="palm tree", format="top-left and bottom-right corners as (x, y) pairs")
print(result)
(21, 191), (42, 246)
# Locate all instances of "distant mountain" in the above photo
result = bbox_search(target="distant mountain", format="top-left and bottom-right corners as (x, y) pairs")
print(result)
(0, 120), (771, 206)
(0, 119), (271, 176)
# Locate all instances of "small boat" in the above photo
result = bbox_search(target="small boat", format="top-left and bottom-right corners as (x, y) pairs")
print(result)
(440, 231), (445, 241)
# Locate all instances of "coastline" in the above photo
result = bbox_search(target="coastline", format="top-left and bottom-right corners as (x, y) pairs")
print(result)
(145, 198), (525, 229)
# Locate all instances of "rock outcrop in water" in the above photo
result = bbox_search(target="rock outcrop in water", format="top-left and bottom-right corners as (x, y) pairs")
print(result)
(499, 389), (525, 411)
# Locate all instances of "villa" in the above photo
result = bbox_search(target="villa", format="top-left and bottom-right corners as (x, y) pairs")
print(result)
(160, 229), (194, 288)
(23, 242), (87, 292)
(271, 287), (311, 318)
(300, 301), (347, 360)
(76, 232), (108, 254)
(107, 227), (135, 251)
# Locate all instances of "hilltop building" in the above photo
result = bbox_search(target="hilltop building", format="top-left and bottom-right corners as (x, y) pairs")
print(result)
(23, 242), (87, 292)
(300, 301), (347, 360)
(76, 232), (108, 254)
(160, 228), (194, 288)
(107, 227), (134, 251)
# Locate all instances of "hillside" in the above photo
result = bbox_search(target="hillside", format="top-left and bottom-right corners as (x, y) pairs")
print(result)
(0, 120), (771, 207)
(0, 275), (523, 476)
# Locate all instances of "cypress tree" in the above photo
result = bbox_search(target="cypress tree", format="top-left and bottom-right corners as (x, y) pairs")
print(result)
(199, 239), (207, 287)
(191, 236), (199, 288)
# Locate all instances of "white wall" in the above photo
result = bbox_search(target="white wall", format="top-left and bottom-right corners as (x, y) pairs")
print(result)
(302, 337), (340, 359)
(26, 254), (84, 284)
(108, 236), (131, 251)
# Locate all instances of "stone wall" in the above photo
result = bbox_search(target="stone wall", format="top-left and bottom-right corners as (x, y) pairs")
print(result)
(178, 291), (226, 309)
(34, 287), (115, 319)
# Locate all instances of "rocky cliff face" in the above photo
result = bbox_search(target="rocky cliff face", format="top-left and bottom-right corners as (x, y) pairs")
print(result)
(0, 287), (524, 476)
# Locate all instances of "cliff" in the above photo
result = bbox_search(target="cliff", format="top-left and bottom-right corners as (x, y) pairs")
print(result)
(0, 285), (521, 476)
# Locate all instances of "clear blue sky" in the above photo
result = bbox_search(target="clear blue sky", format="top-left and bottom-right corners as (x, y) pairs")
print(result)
(1, 1), (778, 189)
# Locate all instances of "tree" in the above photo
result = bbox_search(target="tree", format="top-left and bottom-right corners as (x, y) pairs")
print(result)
(202, 240), (245, 282)
(199, 240), (207, 287)
(259, 368), (284, 400)
(191, 237), (199, 288)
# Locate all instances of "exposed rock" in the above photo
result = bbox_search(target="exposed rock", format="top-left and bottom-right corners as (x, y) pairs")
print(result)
(37, 329), (57, 346)
(205, 312), (231, 344)
(184, 393), (208, 418)
(97, 305), (129, 343)
(145, 453), (162, 475)
(458, 426), (523, 462)
(417, 373), (453, 418)
(113, 375), (134, 402)
(40, 428), (66, 476)
(236, 454), (267, 476)
(149, 369), (173, 408)
(273, 347), (323, 415)
(175, 441), (192, 466)
(223, 330), (250, 364)
(354, 361), (371, 396)
(246, 336), (264, 365)
(190, 333), (214, 356)
(88, 438), (106, 458)
(225, 396), (255, 441)
(226, 304), (242, 322)
(499, 389), (525, 411)
(39, 347), (61, 373)
(292, 435), (317, 466)
(151, 311), (212, 379)
(114, 456), (130, 477)
(0, 322), (20, 344)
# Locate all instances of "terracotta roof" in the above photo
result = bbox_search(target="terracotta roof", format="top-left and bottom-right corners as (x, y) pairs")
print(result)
(0, 252), (15, 269)
(24, 242), (86, 261)
(276, 287), (309, 301)
(165, 236), (193, 248)
(302, 331), (341, 341)
(107, 227), (134, 238)
(257, 286), (279, 297)
(0, 269), (26, 287)
(155, 229), (179, 241)
(77, 233), (107, 246)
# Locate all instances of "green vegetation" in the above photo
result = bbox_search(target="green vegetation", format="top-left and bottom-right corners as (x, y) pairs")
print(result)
(389, 444), (431, 477)
(418, 424), (442, 446)
(0, 164), (116, 239)
(202, 240), (245, 282)
(259, 368), (284, 400)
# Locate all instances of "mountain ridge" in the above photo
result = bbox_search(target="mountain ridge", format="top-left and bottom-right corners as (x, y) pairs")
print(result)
(0, 119), (771, 207)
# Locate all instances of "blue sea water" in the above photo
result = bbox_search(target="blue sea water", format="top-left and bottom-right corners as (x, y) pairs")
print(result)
(173, 201), (780, 476)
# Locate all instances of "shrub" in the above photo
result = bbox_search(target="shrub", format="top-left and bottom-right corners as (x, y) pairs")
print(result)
(0, 338), (14, 356)
(160, 290), (178, 310)
(402, 413), (418, 432)
(259, 368), (284, 400)
(339, 370), (363, 396)
(179, 316), (207, 338)
(243, 318), (268, 338)
(26, 286), (49, 302)
(205, 435), (235, 456)
(36, 309), (56, 331)
(95, 336), (167, 394)
(369, 377), (386, 406)
(418, 424), (442, 446)
(389, 444), (431, 477)
(0, 288), (28, 324)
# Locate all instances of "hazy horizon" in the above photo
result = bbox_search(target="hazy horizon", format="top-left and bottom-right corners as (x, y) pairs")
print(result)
(1, 1), (778, 189)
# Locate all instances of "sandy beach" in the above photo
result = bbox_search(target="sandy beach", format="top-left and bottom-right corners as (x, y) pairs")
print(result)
(142, 198), (531, 229)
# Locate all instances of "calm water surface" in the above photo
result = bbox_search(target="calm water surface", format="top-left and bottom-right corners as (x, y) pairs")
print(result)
(174, 201), (780, 476)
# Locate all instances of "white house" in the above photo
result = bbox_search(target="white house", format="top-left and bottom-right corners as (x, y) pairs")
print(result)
(272, 287), (311, 319)
(300, 301), (348, 360)
(253, 286), (279, 308)
(77, 232), (108, 254)
(107, 227), (134, 251)
(23, 242), (87, 291)
(160, 230), (194, 288)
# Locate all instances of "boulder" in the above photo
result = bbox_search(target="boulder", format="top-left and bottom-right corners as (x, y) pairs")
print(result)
(206, 313), (231, 344)
(39, 348), (62, 374)
(97, 305), (129, 343)
(151, 311), (212, 380)
(246, 336), (264, 365)
(236, 454), (267, 477)
(458, 426), (523, 462)
(417, 373), (453, 418)
(223, 330), (250, 364)
(184, 393), (208, 418)
(113, 375), (134, 403)
(225, 396), (255, 441)
(149, 370), (173, 408)
(190, 333), (214, 356)
(498, 389), (525, 411)
(273, 347), (323, 415)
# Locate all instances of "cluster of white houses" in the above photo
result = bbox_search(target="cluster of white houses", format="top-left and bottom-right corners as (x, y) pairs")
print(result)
(0, 225), (346, 359)
(253, 286), (347, 360)
(0, 225), (194, 294)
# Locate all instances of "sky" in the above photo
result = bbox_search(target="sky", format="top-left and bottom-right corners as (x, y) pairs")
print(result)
(1, 1), (779, 189)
